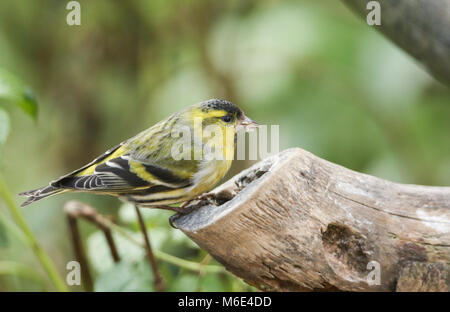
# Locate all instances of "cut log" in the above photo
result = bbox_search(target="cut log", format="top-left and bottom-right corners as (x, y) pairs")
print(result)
(173, 148), (450, 291)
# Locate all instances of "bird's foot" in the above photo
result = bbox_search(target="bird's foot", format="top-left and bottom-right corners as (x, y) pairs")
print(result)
(153, 194), (215, 228)
(169, 195), (214, 229)
(168, 204), (200, 229)
(179, 193), (215, 209)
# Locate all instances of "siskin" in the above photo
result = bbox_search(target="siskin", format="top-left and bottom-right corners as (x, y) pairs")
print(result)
(20, 99), (258, 216)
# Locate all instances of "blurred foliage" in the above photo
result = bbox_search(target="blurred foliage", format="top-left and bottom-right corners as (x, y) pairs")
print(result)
(0, 67), (32, 263)
(0, 68), (38, 120)
(0, 0), (448, 291)
(0, 68), (67, 291)
(87, 203), (251, 292)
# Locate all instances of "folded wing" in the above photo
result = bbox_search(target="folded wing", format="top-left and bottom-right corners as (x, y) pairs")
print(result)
(51, 155), (192, 192)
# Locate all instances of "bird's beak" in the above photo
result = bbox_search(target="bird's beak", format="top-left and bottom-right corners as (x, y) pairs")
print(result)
(238, 115), (259, 132)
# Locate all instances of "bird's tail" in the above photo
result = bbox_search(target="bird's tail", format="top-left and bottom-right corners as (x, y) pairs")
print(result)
(19, 186), (66, 207)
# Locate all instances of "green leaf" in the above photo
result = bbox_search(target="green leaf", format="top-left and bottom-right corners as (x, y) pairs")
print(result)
(0, 108), (9, 148)
(94, 260), (154, 292)
(0, 68), (38, 119)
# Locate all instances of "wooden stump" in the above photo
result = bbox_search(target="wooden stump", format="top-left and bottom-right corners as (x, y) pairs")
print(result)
(173, 148), (450, 291)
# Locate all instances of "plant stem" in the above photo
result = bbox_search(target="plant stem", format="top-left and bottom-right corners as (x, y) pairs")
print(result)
(153, 249), (223, 273)
(64, 201), (121, 291)
(64, 201), (225, 274)
(135, 205), (165, 291)
(0, 213), (27, 244)
(103, 225), (120, 263)
(66, 214), (93, 291)
(107, 214), (224, 273)
(0, 175), (68, 291)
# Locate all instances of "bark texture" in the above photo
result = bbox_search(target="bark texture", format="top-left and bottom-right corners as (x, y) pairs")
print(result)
(174, 148), (450, 291)
(342, 0), (450, 85)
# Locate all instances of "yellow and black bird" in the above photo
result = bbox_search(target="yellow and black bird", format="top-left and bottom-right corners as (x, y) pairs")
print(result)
(19, 99), (257, 214)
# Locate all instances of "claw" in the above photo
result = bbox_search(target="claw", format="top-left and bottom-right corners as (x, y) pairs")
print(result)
(169, 214), (180, 229)
(180, 193), (215, 209)
(169, 199), (205, 228)
(167, 193), (215, 228)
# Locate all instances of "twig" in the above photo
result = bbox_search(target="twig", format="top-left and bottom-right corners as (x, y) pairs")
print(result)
(108, 218), (224, 273)
(64, 201), (121, 263)
(102, 221), (120, 263)
(65, 201), (121, 291)
(134, 205), (165, 292)
(63, 201), (225, 274)
(65, 214), (93, 291)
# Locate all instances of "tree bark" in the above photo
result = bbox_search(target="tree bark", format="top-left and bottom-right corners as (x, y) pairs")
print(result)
(341, 0), (450, 86)
(173, 148), (450, 291)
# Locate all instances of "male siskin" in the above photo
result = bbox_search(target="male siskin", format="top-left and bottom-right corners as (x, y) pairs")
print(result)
(20, 99), (258, 214)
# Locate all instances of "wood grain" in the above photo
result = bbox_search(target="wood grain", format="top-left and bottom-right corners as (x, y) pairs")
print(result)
(174, 148), (450, 291)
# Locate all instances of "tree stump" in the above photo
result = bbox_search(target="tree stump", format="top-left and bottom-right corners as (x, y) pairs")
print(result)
(173, 148), (450, 291)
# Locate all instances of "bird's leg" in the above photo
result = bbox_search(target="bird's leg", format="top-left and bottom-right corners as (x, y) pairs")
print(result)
(148, 204), (185, 213)
(179, 192), (215, 209)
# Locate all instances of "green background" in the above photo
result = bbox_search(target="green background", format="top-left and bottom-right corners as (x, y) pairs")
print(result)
(0, 0), (449, 291)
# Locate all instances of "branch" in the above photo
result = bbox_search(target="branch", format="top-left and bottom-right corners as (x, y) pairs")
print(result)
(65, 202), (123, 291)
(341, 0), (450, 85)
(65, 214), (94, 291)
(173, 148), (450, 291)
(63, 201), (225, 274)
(134, 206), (165, 291)
(64, 202), (121, 264)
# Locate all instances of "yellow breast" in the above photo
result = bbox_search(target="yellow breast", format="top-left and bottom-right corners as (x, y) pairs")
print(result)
(191, 158), (233, 196)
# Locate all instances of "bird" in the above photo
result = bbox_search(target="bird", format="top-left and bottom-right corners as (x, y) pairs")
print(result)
(19, 99), (258, 217)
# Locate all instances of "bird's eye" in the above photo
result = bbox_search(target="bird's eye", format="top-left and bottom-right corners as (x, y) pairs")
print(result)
(221, 115), (232, 123)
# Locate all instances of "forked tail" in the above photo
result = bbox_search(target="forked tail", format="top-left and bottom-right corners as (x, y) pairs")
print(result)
(19, 186), (65, 207)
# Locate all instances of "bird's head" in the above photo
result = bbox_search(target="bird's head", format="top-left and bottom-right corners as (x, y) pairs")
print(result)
(187, 99), (258, 133)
